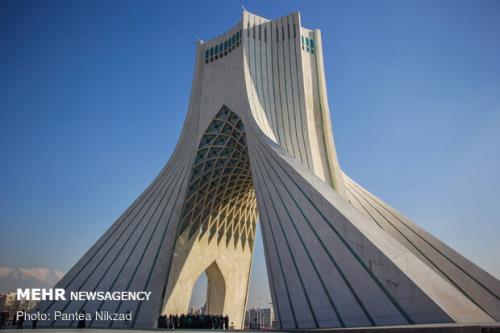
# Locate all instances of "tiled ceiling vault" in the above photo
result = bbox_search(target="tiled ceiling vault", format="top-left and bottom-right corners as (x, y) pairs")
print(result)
(178, 106), (257, 250)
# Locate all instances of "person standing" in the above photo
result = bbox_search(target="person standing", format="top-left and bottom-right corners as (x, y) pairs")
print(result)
(77, 310), (86, 328)
(32, 309), (39, 329)
(124, 310), (130, 328)
(0, 311), (7, 330)
(16, 311), (24, 329)
(16, 311), (25, 329)
(0, 312), (7, 329)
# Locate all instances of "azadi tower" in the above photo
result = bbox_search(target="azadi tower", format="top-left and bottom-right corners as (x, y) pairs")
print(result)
(38, 11), (499, 329)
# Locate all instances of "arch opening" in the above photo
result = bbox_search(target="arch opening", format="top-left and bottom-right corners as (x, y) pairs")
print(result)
(189, 271), (207, 313)
(188, 261), (226, 315)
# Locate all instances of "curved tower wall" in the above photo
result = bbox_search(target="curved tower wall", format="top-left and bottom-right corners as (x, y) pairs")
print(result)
(242, 12), (345, 192)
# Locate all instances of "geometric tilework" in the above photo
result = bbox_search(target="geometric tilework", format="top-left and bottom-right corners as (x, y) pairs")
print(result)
(178, 106), (257, 250)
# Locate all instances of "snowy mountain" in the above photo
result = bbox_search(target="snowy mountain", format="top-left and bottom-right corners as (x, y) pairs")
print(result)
(0, 266), (65, 293)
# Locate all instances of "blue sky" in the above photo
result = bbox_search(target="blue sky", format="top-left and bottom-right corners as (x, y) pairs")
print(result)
(1, 0), (499, 308)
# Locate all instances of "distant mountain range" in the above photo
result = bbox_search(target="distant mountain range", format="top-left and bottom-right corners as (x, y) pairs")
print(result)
(0, 266), (65, 293)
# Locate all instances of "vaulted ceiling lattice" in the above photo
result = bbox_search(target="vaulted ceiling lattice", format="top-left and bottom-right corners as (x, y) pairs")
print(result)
(179, 106), (257, 250)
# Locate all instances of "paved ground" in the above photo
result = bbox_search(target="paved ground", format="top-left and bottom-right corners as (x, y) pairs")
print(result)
(1, 322), (500, 333)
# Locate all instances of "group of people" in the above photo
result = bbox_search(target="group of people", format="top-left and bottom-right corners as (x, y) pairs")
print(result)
(158, 314), (232, 329)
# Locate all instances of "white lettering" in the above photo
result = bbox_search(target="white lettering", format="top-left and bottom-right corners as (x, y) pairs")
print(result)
(16, 288), (66, 301)
(17, 289), (30, 300)
(68, 291), (152, 301)
(41, 288), (52, 300)
(32, 289), (41, 300)
(55, 288), (66, 300)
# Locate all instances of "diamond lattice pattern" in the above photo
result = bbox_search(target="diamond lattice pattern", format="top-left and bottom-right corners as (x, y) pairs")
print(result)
(178, 106), (257, 250)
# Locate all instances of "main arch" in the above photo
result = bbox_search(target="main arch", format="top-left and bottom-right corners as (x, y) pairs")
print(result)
(37, 10), (500, 329)
(161, 107), (256, 327)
